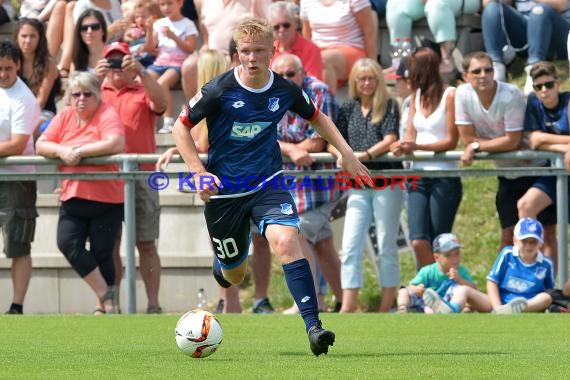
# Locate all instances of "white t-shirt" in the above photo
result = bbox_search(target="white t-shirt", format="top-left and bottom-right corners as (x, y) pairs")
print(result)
(0, 77), (40, 173)
(455, 81), (527, 167)
(153, 17), (199, 67)
(300, 0), (371, 49)
(73, 0), (123, 25)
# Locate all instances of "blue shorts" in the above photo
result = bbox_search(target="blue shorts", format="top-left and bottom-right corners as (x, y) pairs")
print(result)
(204, 186), (300, 270)
(147, 64), (181, 77)
(532, 175), (570, 215)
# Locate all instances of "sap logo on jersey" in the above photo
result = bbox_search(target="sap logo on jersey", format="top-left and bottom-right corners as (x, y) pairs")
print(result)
(230, 122), (271, 141)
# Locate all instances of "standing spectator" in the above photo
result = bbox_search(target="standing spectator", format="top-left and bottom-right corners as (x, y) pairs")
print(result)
(97, 42), (167, 314)
(300, 0), (377, 94)
(456, 51), (557, 261)
(330, 58), (403, 313)
(72, 10), (108, 74)
(36, 71), (125, 315)
(13, 17), (61, 139)
(270, 1), (323, 80)
(172, 18), (370, 356)
(0, 41), (41, 315)
(386, 0), (481, 77)
(517, 61), (570, 273)
(267, 53), (343, 314)
(390, 47), (462, 268)
(481, 0), (570, 94)
(180, 0), (271, 102)
(147, 0), (198, 133)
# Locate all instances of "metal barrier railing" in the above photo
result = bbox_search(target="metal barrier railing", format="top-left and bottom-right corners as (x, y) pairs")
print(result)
(0, 150), (567, 312)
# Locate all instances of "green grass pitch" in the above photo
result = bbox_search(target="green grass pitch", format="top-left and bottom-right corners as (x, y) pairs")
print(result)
(1, 313), (567, 379)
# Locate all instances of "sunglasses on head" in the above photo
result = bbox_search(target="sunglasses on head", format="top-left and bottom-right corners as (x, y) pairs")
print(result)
(532, 80), (556, 92)
(71, 91), (93, 99)
(273, 22), (291, 31)
(469, 67), (494, 75)
(80, 23), (102, 32)
(280, 70), (297, 78)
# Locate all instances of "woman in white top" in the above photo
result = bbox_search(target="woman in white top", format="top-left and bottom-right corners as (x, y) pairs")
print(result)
(390, 47), (462, 268)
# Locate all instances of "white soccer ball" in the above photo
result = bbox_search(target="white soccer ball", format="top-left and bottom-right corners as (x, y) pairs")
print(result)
(175, 310), (223, 358)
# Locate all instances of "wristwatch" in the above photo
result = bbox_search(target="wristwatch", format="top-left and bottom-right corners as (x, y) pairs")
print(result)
(470, 141), (481, 152)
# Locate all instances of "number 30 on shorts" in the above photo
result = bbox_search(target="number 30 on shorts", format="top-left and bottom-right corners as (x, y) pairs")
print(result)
(212, 237), (238, 259)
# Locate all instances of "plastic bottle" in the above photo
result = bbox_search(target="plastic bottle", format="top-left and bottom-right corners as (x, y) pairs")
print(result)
(390, 37), (402, 69)
(196, 287), (206, 309)
(401, 37), (413, 58)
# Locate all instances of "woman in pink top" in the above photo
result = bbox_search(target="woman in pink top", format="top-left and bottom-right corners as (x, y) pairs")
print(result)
(300, 0), (377, 94)
(36, 71), (125, 315)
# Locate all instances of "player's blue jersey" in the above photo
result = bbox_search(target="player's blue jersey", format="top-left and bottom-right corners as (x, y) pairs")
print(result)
(487, 245), (555, 304)
(179, 68), (319, 196)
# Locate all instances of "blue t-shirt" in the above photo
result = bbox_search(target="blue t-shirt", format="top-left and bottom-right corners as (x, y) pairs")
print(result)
(487, 245), (555, 304)
(180, 68), (319, 196)
(523, 91), (570, 135)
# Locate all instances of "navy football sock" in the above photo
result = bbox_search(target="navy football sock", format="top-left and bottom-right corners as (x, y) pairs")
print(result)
(283, 258), (319, 332)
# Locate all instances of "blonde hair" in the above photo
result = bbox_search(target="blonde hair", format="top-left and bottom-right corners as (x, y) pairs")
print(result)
(66, 71), (102, 103)
(347, 58), (389, 124)
(134, 0), (162, 18)
(232, 17), (273, 47)
(194, 50), (229, 152)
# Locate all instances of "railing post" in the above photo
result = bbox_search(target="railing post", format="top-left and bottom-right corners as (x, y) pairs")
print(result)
(554, 155), (568, 287)
(122, 156), (138, 314)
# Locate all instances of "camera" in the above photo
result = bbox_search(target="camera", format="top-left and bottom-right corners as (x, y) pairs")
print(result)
(107, 57), (123, 69)
(502, 44), (516, 66)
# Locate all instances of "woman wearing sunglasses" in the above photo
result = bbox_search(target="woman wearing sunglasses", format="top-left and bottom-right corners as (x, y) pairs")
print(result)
(36, 71), (125, 315)
(71, 9), (108, 74)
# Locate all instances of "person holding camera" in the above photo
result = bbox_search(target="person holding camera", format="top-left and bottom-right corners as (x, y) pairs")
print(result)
(481, 0), (570, 95)
(96, 41), (167, 313)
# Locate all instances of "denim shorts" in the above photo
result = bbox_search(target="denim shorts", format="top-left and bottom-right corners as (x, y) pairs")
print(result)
(147, 64), (181, 77)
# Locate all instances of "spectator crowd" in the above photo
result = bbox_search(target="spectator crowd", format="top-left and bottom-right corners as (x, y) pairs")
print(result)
(1, 0), (570, 315)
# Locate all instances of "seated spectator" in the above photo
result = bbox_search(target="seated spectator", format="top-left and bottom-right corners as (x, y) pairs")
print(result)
(517, 61), (570, 273)
(147, 0), (198, 133)
(390, 47), (462, 268)
(179, 0), (271, 102)
(19, 0), (60, 21)
(396, 233), (475, 313)
(36, 71), (125, 315)
(0, 0), (14, 25)
(386, 0), (481, 77)
(0, 41), (41, 315)
(123, 0), (162, 67)
(72, 9), (108, 74)
(13, 17), (61, 139)
(270, 1), (323, 80)
(46, 1), (77, 76)
(481, 0), (570, 94)
(300, 0), (377, 94)
(329, 58), (403, 313)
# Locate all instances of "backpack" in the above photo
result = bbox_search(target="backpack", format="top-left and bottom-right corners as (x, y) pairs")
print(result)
(547, 289), (570, 313)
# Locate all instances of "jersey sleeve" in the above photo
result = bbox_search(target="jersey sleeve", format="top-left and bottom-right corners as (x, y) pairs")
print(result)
(487, 247), (510, 283)
(178, 80), (220, 129)
(290, 86), (320, 122)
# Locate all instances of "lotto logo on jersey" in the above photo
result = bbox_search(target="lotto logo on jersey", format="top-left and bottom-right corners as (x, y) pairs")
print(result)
(230, 122), (271, 141)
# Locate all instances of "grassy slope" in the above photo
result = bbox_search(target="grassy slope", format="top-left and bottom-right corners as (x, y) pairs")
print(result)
(1, 314), (568, 379)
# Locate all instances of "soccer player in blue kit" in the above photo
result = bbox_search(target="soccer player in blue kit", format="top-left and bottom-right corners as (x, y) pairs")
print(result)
(172, 17), (370, 356)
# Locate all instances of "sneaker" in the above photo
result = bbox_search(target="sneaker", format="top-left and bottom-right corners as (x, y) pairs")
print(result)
(523, 64), (533, 96)
(492, 297), (528, 314)
(158, 119), (174, 134)
(493, 61), (506, 82)
(212, 258), (231, 288)
(146, 306), (163, 314)
(307, 320), (335, 356)
(5, 309), (23, 315)
(396, 305), (408, 314)
(215, 299), (225, 314)
(252, 298), (274, 314)
(422, 288), (453, 314)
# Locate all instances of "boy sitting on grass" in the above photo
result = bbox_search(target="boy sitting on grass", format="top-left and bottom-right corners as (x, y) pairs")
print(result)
(397, 233), (476, 313)
(424, 217), (555, 314)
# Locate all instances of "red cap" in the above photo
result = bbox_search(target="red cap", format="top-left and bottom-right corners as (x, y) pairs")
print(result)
(103, 42), (130, 58)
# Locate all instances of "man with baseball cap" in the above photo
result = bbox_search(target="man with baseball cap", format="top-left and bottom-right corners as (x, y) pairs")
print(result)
(96, 42), (167, 313)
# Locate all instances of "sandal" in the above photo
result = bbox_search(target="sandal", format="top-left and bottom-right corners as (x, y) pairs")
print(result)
(57, 65), (70, 78)
(93, 308), (106, 316)
(101, 286), (117, 314)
